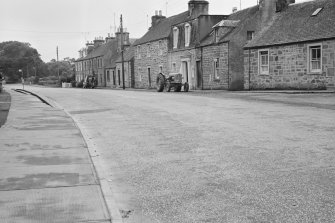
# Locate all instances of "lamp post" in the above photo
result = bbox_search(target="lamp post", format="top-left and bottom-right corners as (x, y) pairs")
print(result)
(19, 69), (24, 89)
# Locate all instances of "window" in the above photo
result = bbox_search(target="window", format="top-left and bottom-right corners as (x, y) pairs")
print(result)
(137, 45), (141, 59)
(214, 58), (219, 79)
(185, 23), (191, 47)
(106, 70), (110, 82)
(259, 50), (269, 75)
(214, 29), (219, 43)
(117, 69), (121, 86)
(147, 44), (151, 57)
(247, 31), (254, 41)
(173, 27), (179, 49)
(138, 67), (142, 82)
(159, 41), (163, 55)
(308, 45), (322, 73)
(112, 70), (116, 85)
(159, 65), (163, 73)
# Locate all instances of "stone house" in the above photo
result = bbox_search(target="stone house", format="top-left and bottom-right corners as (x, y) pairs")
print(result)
(75, 30), (132, 88)
(75, 37), (111, 87)
(244, 0), (335, 90)
(198, 0), (298, 90)
(114, 46), (135, 88)
(168, 0), (225, 90)
(104, 30), (135, 88)
(133, 10), (188, 89)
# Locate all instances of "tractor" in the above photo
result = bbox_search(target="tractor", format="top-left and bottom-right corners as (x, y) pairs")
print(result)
(156, 73), (189, 92)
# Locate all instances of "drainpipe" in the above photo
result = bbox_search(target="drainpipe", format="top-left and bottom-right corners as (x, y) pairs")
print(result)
(201, 46), (204, 90)
(227, 42), (230, 90)
(248, 49), (251, 91)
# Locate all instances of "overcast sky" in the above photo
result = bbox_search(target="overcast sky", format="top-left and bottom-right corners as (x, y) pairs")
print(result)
(0, 0), (306, 62)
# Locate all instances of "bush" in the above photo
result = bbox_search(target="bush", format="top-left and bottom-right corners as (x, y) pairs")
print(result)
(76, 80), (84, 88)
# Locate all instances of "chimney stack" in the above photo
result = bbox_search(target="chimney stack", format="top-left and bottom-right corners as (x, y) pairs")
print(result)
(188, 0), (209, 18)
(93, 37), (104, 47)
(115, 29), (130, 52)
(151, 10), (166, 28)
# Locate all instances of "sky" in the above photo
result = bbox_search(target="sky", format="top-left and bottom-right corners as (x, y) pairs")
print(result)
(0, 0), (307, 62)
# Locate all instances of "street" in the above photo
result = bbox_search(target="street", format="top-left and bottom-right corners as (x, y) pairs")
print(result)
(7, 85), (335, 223)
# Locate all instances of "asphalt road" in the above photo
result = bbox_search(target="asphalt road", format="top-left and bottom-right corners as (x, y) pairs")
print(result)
(9, 85), (335, 223)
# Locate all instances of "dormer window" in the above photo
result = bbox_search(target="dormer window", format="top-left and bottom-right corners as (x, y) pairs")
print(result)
(185, 23), (191, 47)
(247, 31), (255, 41)
(173, 27), (179, 49)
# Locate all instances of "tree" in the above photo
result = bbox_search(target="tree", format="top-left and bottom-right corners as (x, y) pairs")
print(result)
(0, 41), (43, 82)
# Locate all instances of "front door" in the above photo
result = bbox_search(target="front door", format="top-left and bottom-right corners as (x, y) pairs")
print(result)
(182, 61), (189, 83)
(196, 61), (202, 89)
(148, 67), (151, 88)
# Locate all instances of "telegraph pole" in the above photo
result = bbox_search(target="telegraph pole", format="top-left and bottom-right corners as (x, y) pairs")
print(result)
(57, 46), (60, 85)
(120, 14), (125, 90)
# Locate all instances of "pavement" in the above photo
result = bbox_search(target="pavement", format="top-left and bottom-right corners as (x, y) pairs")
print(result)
(0, 88), (111, 223)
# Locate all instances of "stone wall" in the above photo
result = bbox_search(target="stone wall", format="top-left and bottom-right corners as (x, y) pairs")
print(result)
(201, 43), (229, 90)
(244, 40), (335, 90)
(134, 39), (169, 89)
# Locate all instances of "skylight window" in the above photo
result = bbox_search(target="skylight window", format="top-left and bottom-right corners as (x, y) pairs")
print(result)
(311, 7), (323, 16)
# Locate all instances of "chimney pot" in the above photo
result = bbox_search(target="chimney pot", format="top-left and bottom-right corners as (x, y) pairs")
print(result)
(159, 10), (162, 16)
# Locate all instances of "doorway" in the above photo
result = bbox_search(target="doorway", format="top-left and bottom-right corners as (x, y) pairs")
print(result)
(182, 61), (189, 83)
(196, 61), (202, 89)
(148, 67), (151, 88)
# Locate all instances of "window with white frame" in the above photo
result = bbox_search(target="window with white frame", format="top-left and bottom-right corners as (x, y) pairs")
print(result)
(259, 50), (269, 75)
(185, 23), (191, 47)
(173, 27), (179, 49)
(214, 58), (219, 79)
(214, 29), (219, 43)
(137, 45), (141, 59)
(147, 44), (151, 57)
(308, 44), (322, 73)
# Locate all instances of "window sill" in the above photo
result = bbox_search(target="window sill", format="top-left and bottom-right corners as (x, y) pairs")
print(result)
(308, 71), (322, 75)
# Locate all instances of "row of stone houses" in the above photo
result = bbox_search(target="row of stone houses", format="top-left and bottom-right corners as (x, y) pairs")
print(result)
(75, 0), (335, 90)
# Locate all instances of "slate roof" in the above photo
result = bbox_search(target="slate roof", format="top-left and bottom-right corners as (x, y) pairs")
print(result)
(134, 11), (190, 46)
(245, 0), (335, 48)
(76, 40), (118, 62)
(200, 5), (260, 46)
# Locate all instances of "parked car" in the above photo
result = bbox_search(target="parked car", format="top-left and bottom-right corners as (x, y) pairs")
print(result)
(156, 73), (189, 92)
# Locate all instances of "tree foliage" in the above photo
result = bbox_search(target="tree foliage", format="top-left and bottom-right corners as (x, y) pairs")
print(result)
(0, 41), (75, 84)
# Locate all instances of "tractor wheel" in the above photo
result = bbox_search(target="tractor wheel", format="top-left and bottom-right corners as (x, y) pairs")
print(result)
(156, 73), (165, 92)
(184, 82), (189, 92)
(174, 85), (182, 92)
(165, 82), (171, 92)
(156, 79), (164, 92)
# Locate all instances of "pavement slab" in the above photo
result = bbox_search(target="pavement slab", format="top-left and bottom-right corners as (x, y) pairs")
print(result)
(0, 185), (109, 223)
(0, 90), (110, 222)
